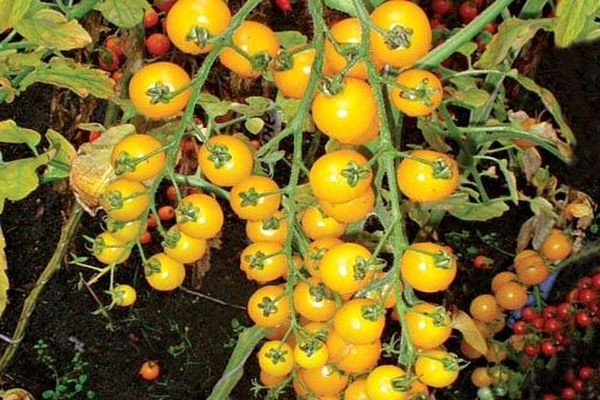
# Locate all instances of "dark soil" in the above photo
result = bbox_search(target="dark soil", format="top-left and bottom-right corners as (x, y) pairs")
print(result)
(0, 11), (599, 400)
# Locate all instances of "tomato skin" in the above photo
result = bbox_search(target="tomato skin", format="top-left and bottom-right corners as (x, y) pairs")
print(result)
(105, 36), (124, 57)
(471, 367), (494, 388)
(129, 62), (191, 119)
(298, 364), (349, 397)
(88, 130), (102, 142)
(273, 48), (315, 100)
(219, 21), (280, 78)
(155, 0), (176, 12)
(111, 134), (166, 181)
(490, 271), (517, 293)
(458, 1), (478, 23)
(344, 378), (370, 400)
(415, 349), (459, 388)
(175, 193), (224, 239)
(146, 33), (172, 57)
(540, 229), (572, 261)
(311, 78), (377, 144)
(469, 294), (501, 322)
(370, 0), (432, 68)
(400, 242), (457, 293)
(310, 150), (373, 204)
(230, 175), (281, 220)
(143, 8), (159, 29)
(514, 251), (549, 285)
(245, 211), (288, 244)
(145, 253), (186, 291)
(494, 281), (528, 310)
(240, 241), (287, 283)
(257, 340), (295, 377)
(162, 225), (207, 264)
(157, 205), (175, 221)
(139, 360), (160, 381)
(365, 365), (407, 400)
(305, 237), (344, 278)
(326, 329), (380, 374)
(106, 218), (146, 243)
(166, 0), (231, 54)
(396, 149), (460, 202)
(98, 48), (120, 72)
(294, 339), (329, 369)
(333, 298), (385, 345)
(293, 277), (338, 322)
(113, 284), (137, 307)
(93, 232), (131, 265)
(405, 302), (452, 349)
(318, 187), (375, 224)
(101, 179), (151, 222)
(320, 242), (375, 296)
(247, 285), (290, 328)
(197, 135), (254, 187)
(301, 206), (347, 240)
(390, 69), (443, 117)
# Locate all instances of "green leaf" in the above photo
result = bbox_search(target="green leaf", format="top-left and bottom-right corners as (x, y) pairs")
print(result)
(231, 96), (273, 118)
(453, 87), (490, 108)
(554, 0), (600, 48)
(276, 92), (313, 132)
(15, 9), (92, 50)
(18, 57), (115, 99)
(448, 199), (509, 221)
(4, 49), (45, 70)
(0, 225), (8, 317)
(456, 41), (478, 58)
(207, 326), (268, 400)
(0, 119), (41, 148)
(0, 0), (32, 31)
(94, 0), (150, 29)
(276, 31), (308, 49)
(259, 149), (285, 164)
(477, 18), (552, 69)
(44, 129), (75, 181)
(244, 117), (264, 135)
(417, 119), (451, 153)
(324, 0), (357, 16)
(0, 151), (51, 213)
(198, 93), (230, 118)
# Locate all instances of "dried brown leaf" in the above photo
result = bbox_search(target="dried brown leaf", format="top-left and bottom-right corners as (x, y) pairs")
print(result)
(452, 309), (488, 355)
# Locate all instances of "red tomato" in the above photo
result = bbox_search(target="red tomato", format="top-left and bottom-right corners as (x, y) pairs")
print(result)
(146, 33), (172, 57)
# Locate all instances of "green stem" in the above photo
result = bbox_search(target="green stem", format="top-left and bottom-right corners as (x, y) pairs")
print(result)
(0, 203), (84, 373)
(65, 0), (100, 20)
(0, 41), (36, 51)
(172, 174), (230, 201)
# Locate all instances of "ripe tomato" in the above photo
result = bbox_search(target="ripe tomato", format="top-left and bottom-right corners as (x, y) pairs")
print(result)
(344, 379), (370, 400)
(175, 193), (224, 239)
(100, 179), (151, 222)
(400, 242), (457, 293)
(309, 150), (373, 204)
(139, 230), (152, 245)
(106, 218), (146, 243)
(324, 18), (380, 80)
(105, 36), (124, 57)
(129, 62), (191, 119)
(111, 134), (166, 181)
(318, 187), (375, 224)
(273, 48), (315, 100)
(458, 1), (478, 23)
(155, 0), (176, 12)
(88, 130), (102, 142)
(515, 251), (549, 285)
(298, 364), (349, 397)
(390, 69), (443, 117)
(405, 302), (452, 349)
(415, 349), (459, 388)
(370, 0), (432, 68)
(230, 175), (281, 220)
(460, 337), (483, 359)
(240, 241), (287, 283)
(294, 339), (328, 369)
(396, 149), (459, 202)
(333, 298), (385, 345)
(319, 242), (375, 295)
(113, 284), (137, 307)
(166, 0), (231, 54)
(143, 8), (159, 29)
(494, 281), (528, 310)
(432, 0), (455, 15)
(274, 0), (292, 13)
(326, 329), (380, 374)
(139, 360), (160, 381)
(245, 211), (288, 244)
(146, 33), (172, 57)
(257, 340), (295, 377)
(471, 367), (494, 388)
(162, 225), (207, 264)
(259, 369), (287, 387)
(145, 252), (186, 291)
(197, 134), (254, 187)
(540, 229), (572, 261)
(247, 285), (290, 327)
(365, 365), (408, 400)
(219, 21), (280, 78)
(98, 47), (120, 72)
(469, 294), (501, 322)
(293, 277), (338, 322)
(491, 271), (517, 293)
(301, 206), (347, 240)
(304, 236), (344, 278)
(311, 78), (377, 144)
(157, 205), (175, 221)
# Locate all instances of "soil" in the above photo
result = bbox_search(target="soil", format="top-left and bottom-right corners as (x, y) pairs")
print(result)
(0, 10), (600, 400)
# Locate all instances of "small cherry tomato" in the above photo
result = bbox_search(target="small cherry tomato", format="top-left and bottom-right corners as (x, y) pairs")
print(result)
(143, 8), (159, 29)
(98, 47), (120, 72)
(145, 252), (186, 291)
(390, 69), (443, 117)
(113, 284), (137, 307)
(146, 33), (172, 57)
(111, 134), (166, 181)
(139, 360), (160, 381)
(258, 340), (295, 377)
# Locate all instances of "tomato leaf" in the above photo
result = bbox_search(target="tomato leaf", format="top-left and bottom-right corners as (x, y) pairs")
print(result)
(0, 119), (41, 150)
(0, 151), (52, 213)
(0, 225), (8, 318)
(324, 0), (357, 16)
(452, 87), (490, 109)
(276, 31), (308, 49)
(244, 117), (264, 135)
(4, 49), (45, 70)
(452, 309), (488, 354)
(0, 0), (32, 32)
(207, 325), (269, 400)
(554, 0), (600, 48)
(276, 92), (314, 132)
(476, 18), (551, 69)
(18, 58), (115, 99)
(197, 93), (230, 118)
(94, 0), (151, 29)
(448, 198), (509, 222)
(15, 8), (92, 50)
(231, 97), (274, 118)
(43, 129), (76, 181)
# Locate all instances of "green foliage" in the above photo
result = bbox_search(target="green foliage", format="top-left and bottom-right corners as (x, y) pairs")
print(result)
(554, 0), (600, 47)
(93, 0), (151, 29)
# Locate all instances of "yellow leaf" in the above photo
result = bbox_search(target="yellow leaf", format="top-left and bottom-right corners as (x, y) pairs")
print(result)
(0, 225), (8, 318)
(452, 309), (488, 355)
